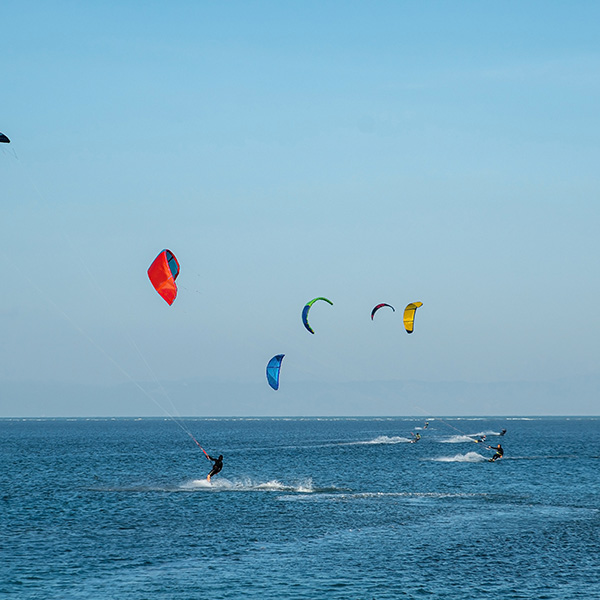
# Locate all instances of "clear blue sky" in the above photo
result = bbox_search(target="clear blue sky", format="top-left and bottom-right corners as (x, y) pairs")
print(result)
(2, 1), (600, 416)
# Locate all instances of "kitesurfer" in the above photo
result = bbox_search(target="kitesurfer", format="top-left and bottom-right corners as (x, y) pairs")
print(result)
(411, 432), (421, 443)
(423, 421), (429, 429)
(499, 429), (507, 436)
(488, 444), (504, 462)
(207, 454), (223, 481)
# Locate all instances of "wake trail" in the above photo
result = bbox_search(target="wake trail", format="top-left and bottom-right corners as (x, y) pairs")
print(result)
(431, 451), (488, 463)
(341, 436), (413, 446)
(179, 477), (344, 494)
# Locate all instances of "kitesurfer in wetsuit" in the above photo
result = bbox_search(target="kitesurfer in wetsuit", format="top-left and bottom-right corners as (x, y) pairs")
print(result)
(411, 432), (421, 443)
(499, 429), (507, 436)
(207, 454), (223, 481)
(488, 444), (504, 462)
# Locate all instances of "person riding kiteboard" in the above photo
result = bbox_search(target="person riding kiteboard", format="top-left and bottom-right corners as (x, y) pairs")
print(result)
(207, 454), (223, 481)
(487, 444), (504, 462)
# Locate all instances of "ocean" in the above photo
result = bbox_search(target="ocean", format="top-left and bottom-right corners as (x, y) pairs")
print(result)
(1, 416), (598, 599)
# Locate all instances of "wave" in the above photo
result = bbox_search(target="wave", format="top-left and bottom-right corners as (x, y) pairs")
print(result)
(431, 451), (488, 463)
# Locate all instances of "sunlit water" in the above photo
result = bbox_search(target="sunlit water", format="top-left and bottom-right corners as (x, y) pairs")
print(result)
(1, 416), (598, 599)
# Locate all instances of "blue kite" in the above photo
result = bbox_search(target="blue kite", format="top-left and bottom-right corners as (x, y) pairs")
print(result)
(266, 354), (285, 390)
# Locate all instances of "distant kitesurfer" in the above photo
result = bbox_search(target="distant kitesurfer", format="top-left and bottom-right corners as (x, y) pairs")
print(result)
(474, 435), (486, 444)
(411, 432), (421, 443)
(423, 421), (429, 429)
(499, 429), (507, 436)
(207, 454), (223, 481)
(488, 444), (504, 462)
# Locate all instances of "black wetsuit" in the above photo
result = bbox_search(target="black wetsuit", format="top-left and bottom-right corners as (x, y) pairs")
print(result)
(490, 446), (504, 461)
(208, 455), (223, 479)
(499, 429), (507, 436)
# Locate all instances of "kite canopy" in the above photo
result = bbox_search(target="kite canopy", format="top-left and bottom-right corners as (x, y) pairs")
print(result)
(0, 133), (10, 143)
(302, 297), (333, 334)
(266, 354), (285, 390)
(148, 249), (180, 305)
(371, 303), (395, 320)
(403, 302), (423, 334)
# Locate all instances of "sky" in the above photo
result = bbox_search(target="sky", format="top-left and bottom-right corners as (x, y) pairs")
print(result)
(1, 1), (600, 416)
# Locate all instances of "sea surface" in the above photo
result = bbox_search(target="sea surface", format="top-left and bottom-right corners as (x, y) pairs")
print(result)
(1, 416), (598, 599)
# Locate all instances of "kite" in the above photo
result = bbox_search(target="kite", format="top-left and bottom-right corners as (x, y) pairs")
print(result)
(371, 303), (395, 320)
(147, 249), (180, 305)
(403, 302), (423, 334)
(0, 133), (9, 143)
(266, 354), (285, 390)
(302, 297), (333, 334)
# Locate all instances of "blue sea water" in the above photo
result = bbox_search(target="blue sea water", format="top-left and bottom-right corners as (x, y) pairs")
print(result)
(1, 416), (598, 599)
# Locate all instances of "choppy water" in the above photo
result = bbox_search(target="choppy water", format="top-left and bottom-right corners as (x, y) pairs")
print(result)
(1, 416), (598, 599)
